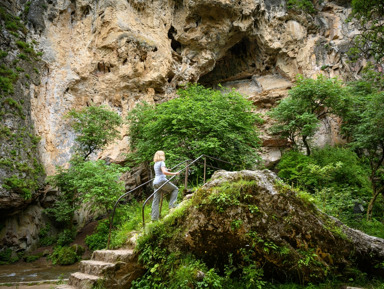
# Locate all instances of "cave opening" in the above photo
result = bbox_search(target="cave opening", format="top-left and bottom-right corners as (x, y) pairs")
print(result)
(199, 37), (260, 86)
(168, 26), (182, 53)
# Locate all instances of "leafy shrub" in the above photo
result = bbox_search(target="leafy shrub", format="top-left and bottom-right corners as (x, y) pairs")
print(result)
(25, 255), (40, 262)
(310, 146), (371, 194)
(38, 224), (56, 246)
(85, 220), (109, 251)
(0, 248), (19, 264)
(286, 0), (316, 13)
(277, 147), (370, 194)
(57, 229), (76, 247)
(50, 246), (82, 265)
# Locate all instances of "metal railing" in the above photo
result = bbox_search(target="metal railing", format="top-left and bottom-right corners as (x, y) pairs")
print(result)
(107, 154), (232, 248)
(106, 159), (190, 249)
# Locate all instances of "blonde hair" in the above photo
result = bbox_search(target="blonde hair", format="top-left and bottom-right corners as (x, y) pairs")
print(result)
(153, 150), (165, 162)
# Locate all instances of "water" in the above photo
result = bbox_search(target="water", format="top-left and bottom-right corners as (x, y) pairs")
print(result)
(0, 262), (78, 284)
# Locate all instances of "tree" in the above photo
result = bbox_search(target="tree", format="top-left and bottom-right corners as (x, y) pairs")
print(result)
(67, 105), (123, 160)
(269, 75), (345, 155)
(343, 92), (384, 219)
(47, 156), (128, 227)
(349, 0), (384, 63)
(127, 84), (262, 169)
(47, 105), (125, 229)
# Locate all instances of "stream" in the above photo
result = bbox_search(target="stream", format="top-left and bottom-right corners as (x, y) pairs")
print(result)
(0, 262), (78, 284)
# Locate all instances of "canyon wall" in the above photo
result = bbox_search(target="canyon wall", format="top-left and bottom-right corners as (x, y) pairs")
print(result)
(33, 0), (360, 173)
(0, 0), (363, 252)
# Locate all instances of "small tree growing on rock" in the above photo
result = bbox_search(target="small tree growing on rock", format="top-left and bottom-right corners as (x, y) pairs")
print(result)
(67, 105), (123, 160)
(269, 75), (345, 155)
(47, 105), (126, 231)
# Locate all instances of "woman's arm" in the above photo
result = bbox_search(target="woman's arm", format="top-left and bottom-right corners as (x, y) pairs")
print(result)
(161, 166), (179, 176)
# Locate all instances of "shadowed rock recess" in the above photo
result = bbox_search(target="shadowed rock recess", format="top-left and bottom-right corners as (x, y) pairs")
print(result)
(137, 170), (384, 283)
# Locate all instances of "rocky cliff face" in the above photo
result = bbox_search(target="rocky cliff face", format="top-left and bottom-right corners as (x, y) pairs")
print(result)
(33, 0), (359, 174)
(0, 0), (363, 252)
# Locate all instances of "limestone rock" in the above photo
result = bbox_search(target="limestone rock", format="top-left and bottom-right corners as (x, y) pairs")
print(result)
(26, 0), (363, 174)
(144, 170), (384, 283)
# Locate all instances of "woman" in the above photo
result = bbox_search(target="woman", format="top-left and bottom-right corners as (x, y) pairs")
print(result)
(152, 150), (180, 221)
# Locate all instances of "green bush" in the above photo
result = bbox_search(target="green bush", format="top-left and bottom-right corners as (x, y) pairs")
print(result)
(286, 0), (316, 13)
(277, 147), (370, 194)
(38, 224), (56, 246)
(57, 229), (76, 247)
(50, 246), (82, 265)
(85, 220), (109, 251)
(25, 255), (40, 262)
(127, 84), (262, 170)
(276, 147), (374, 229)
(0, 248), (19, 264)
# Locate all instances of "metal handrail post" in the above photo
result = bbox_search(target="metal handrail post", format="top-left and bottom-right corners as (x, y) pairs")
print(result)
(203, 156), (207, 184)
(107, 178), (154, 249)
(184, 161), (189, 193)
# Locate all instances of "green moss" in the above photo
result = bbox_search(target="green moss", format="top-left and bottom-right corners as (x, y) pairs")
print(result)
(24, 1), (32, 15)
(16, 40), (29, 49)
(0, 125), (12, 137)
(10, 31), (20, 38)
(15, 66), (25, 72)
(0, 51), (7, 58)
(0, 158), (13, 167)
(18, 53), (28, 60)
(2, 97), (23, 115)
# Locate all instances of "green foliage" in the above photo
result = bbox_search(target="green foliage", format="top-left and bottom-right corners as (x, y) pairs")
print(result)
(24, 255), (40, 262)
(269, 75), (346, 155)
(127, 84), (261, 169)
(348, 0), (384, 63)
(57, 229), (76, 247)
(85, 220), (109, 251)
(48, 157), (128, 228)
(277, 147), (370, 193)
(276, 146), (375, 232)
(50, 246), (82, 265)
(286, 0), (315, 14)
(67, 105), (123, 160)
(70, 159), (128, 213)
(0, 248), (19, 264)
(38, 224), (56, 246)
(2, 175), (34, 199)
(336, 88), (384, 218)
(0, 65), (18, 95)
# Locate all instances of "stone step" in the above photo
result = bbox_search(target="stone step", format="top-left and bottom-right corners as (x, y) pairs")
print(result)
(92, 249), (134, 263)
(69, 272), (100, 289)
(56, 285), (77, 289)
(80, 259), (116, 276)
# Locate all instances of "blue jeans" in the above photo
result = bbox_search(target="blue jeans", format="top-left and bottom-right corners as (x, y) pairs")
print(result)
(151, 181), (179, 221)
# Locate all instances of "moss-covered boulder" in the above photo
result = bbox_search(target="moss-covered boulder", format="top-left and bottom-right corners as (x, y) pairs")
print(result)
(134, 170), (384, 287)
